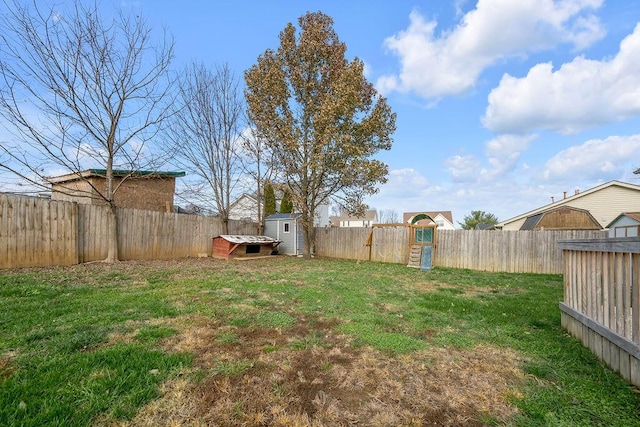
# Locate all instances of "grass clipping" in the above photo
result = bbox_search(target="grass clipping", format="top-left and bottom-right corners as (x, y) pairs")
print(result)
(109, 316), (523, 427)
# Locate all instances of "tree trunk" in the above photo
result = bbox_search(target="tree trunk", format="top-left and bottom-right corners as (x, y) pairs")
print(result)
(302, 221), (315, 260)
(104, 203), (119, 263)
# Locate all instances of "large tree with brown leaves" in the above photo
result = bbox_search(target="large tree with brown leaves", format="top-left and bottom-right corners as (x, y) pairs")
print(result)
(245, 11), (396, 259)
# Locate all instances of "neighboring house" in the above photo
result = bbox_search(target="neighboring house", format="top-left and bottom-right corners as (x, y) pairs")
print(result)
(228, 193), (261, 221)
(519, 206), (601, 231)
(403, 211), (455, 230)
(496, 181), (640, 230)
(330, 209), (377, 227)
(48, 169), (185, 212)
(227, 191), (330, 226)
(606, 212), (640, 237)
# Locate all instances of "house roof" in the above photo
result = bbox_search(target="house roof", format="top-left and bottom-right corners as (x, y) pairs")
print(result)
(216, 235), (279, 244)
(229, 193), (259, 208)
(497, 180), (640, 228)
(403, 211), (454, 224)
(48, 169), (185, 183)
(606, 212), (640, 228)
(330, 209), (377, 223)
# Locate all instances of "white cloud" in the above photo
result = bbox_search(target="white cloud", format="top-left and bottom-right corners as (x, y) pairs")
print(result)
(443, 134), (535, 183)
(445, 154), (481, 182)
(543, 134), (640, 180)
(484, 23), (640, 134)
(484, 133), (537, 178)
(380, 168), (430, 196)
(367, 168), (436, 212)
(377, 0), (604, 98)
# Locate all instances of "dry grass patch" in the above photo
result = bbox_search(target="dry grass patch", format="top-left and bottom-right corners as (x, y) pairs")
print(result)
(115, 314), (522, 427)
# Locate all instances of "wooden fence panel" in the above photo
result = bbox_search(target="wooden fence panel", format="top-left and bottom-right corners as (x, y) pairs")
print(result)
(0, 194), (78, 268)
(559, 238), (640, 388)
(315, 227), (370, 260)
(315, 227), (607, 274)
(78, 204), (109, 263)
(115, 209), (259, 261)
(0, 193), (260, 268)
(435, 230), (607, 274)
(0, 192), (610, 272)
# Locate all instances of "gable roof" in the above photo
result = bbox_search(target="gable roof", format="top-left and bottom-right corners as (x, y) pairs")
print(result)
(497, 180), (640, 228)
(330, 209), (377, 223)
(403, 211), (454, 224)
(229, 193), (259, 208)
(606, 212), (640, 228)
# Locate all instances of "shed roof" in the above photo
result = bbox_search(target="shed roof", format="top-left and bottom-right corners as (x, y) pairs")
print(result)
(265, 213), (302, 220)
(606, 212), (640, 228)
(497, 180), (640, 228)
(216, 235), (280, 244)
(519, 206), (601, 230)
(48, 169), (185, 183)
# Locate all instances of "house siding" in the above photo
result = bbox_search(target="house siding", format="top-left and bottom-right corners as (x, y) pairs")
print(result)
(501, 183), (640, 230)
(608, 215), (640, 237)
(229, 195), (259, 221)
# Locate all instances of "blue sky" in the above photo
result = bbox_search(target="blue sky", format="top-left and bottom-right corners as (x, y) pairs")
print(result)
(6, 0), (640, 225)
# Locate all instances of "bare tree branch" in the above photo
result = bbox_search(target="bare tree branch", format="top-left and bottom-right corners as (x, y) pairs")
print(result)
(164, 62), (244, 233)
(0, 0), (176, 261)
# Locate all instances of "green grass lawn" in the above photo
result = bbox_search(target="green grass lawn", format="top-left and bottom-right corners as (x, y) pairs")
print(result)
(0, 257), (638, 426)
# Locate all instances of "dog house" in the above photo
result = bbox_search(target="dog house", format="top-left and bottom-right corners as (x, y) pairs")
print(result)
(212, 235), (281, 260)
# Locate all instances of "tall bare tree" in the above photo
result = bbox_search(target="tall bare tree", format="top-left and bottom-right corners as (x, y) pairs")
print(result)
(166, 62), (243, 233)
(245, 12), (396, 258)
(240, 126), (277, 234)
(378, 209), (399, 224)
(0, 0), (175, 262)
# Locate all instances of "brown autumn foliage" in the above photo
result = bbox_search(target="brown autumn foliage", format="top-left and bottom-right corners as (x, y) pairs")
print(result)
(245, 12), (396, 259)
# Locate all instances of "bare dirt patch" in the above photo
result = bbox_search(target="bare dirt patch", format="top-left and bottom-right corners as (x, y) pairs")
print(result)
(113, 315), (522, 426)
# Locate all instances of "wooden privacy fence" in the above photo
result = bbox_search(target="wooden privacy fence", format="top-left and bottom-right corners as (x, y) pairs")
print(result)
(0, 193), (257, 268)
(558, 238), (640, 387)
(0, 193), (79, 268)
(315, 226), (410, 264)
(315, 228), (607, 274)
(436, 229), (606, 273)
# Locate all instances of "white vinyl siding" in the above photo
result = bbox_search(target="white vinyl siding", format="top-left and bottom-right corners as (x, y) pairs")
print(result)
(499, 182), (640, 230)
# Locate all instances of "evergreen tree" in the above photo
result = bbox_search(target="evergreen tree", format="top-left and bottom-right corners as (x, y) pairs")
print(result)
(264, 182), (276, 216)
(458, 210), (498, 230)
(280, 190), (294, 213)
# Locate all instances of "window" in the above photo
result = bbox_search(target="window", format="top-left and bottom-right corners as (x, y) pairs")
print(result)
(284, 222), (290, 233)
(415, 227), (433, 243)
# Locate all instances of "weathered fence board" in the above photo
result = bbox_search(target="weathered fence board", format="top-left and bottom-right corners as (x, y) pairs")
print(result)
(1, 193), (258, 268)
(315, 228), (606, 274)
(559, 238), (640, 387)
(0, 194), (78, 268)
(0, 193), (610, 272)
